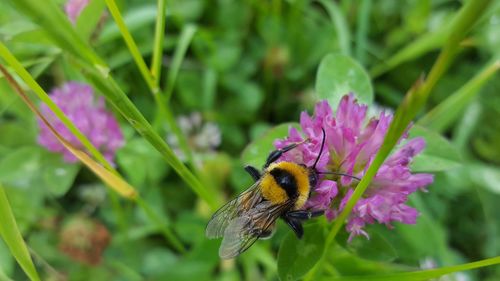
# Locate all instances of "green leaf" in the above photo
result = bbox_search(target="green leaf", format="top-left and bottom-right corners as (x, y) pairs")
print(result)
(41, 152), (80, 197)
(336, 229), (398, 262)
(467, 164), (500, 194)
(241, 123), (299, 168)
(0, 122), (35, 148)
(76, 0), (106, 40)
(408, 125), (462, 172)
(0, 147), (42, 189)
(315, 53), (373, 109)
(278, 224), (326, 281)
(0, 184), (41, 281)
(0, 239), (14, 278)
(165, 24), (197, 101)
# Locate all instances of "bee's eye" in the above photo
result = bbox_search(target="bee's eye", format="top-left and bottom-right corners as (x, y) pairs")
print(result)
(309, 172), (318, 188)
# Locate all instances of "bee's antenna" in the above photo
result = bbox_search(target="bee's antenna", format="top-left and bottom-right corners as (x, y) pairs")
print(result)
(316, 171), (361, 181)
(312, 128), (326, 170)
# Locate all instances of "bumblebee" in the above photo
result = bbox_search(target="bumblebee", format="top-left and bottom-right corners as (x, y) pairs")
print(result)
(206, 129), (328, 259)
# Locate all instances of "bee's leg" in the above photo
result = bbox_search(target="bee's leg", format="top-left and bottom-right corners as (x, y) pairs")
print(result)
(259, 228), (275, 240)
(244, 165), (261, 181)
(287, 210), (324, 220)
(282, 215), (304, 239)
(264, 140), (307, 168)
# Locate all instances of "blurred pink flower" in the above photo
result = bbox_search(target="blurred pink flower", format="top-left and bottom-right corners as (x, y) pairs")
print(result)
(275, 94), (433, 241)
(64, 0), (89, 24)
(37, 82), (124, 164)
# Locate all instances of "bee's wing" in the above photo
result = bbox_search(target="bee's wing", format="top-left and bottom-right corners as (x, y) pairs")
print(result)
(206, 181), (262, 239)
(218, 200), (293, 259)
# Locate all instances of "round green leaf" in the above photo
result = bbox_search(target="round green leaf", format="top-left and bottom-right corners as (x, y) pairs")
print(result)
(41, 152), (80, 197)
(0, 146), (42, 189)
(315, 53), (373, 109)
(336, 228), (398, 262)
(241, 123), (299, 168)
(277, 224), (326, 281)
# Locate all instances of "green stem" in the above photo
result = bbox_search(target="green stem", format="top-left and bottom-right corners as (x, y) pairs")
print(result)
(135, 197), (186, 253)
(164, 24), (197, 102)
(418, 59), (500, 132)
(329, 256), (500, 281)
(151, 0), (167, 86)
(104, 0), (158, 95)
(354, 0), (371, 64)
(0, 184), (41, 281)
(316, 0), (351, 56)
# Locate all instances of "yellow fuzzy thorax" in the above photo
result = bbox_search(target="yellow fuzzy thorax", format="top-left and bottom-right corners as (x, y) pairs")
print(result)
(260, 162), (311, 209)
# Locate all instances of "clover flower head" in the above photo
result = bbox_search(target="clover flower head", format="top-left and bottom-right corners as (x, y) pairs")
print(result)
(37, 82), (124, 164)
(274, 94), (434, 241)
(64, 0), (89, 24)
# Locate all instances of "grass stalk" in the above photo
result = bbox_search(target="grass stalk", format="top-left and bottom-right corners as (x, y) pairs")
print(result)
(151, 0), (167, 85)
(0, 184), (41, 281)
(418, 59), (500, 132)
(104, 0), (158, 94)
(329, 256), (500, 281)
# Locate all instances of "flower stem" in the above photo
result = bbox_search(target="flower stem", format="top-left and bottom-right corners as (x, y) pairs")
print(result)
(104, 0), (158, 95)
(151, 0), (167, 86)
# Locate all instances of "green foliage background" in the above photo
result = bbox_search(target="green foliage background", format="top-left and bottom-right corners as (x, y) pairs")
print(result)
(0, 0), (499, 280)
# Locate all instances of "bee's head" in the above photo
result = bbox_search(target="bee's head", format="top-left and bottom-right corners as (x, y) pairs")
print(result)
(309, 127), (360, 188)
(307, 127), (326, 189)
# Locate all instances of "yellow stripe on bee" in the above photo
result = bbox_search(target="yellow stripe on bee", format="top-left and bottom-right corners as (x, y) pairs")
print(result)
(260, 162), (311, 209)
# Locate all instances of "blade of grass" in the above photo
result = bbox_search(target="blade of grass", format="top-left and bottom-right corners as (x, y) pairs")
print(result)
(370, 25), (449, 78)
(0, 183), (41, 281)
(328, 256), (500, 281)
(7, 0), (106, 70)
(151, 0), (167, 85)
(160, 24), (198, 167)
(354, 0), (371, 64)
(164, 24), (197, 102)
(104, 0), (158, 94)
(316, 0), (351, 56)
(0, 269), (14, 281)
(418, 59), (500, 132)
(305, 0), (492, 279)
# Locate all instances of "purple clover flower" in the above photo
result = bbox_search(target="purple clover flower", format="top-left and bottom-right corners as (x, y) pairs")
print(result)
(38, 82), (124, 165)
(64, 0), (89, 24)
(275, 94), (433, 241)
